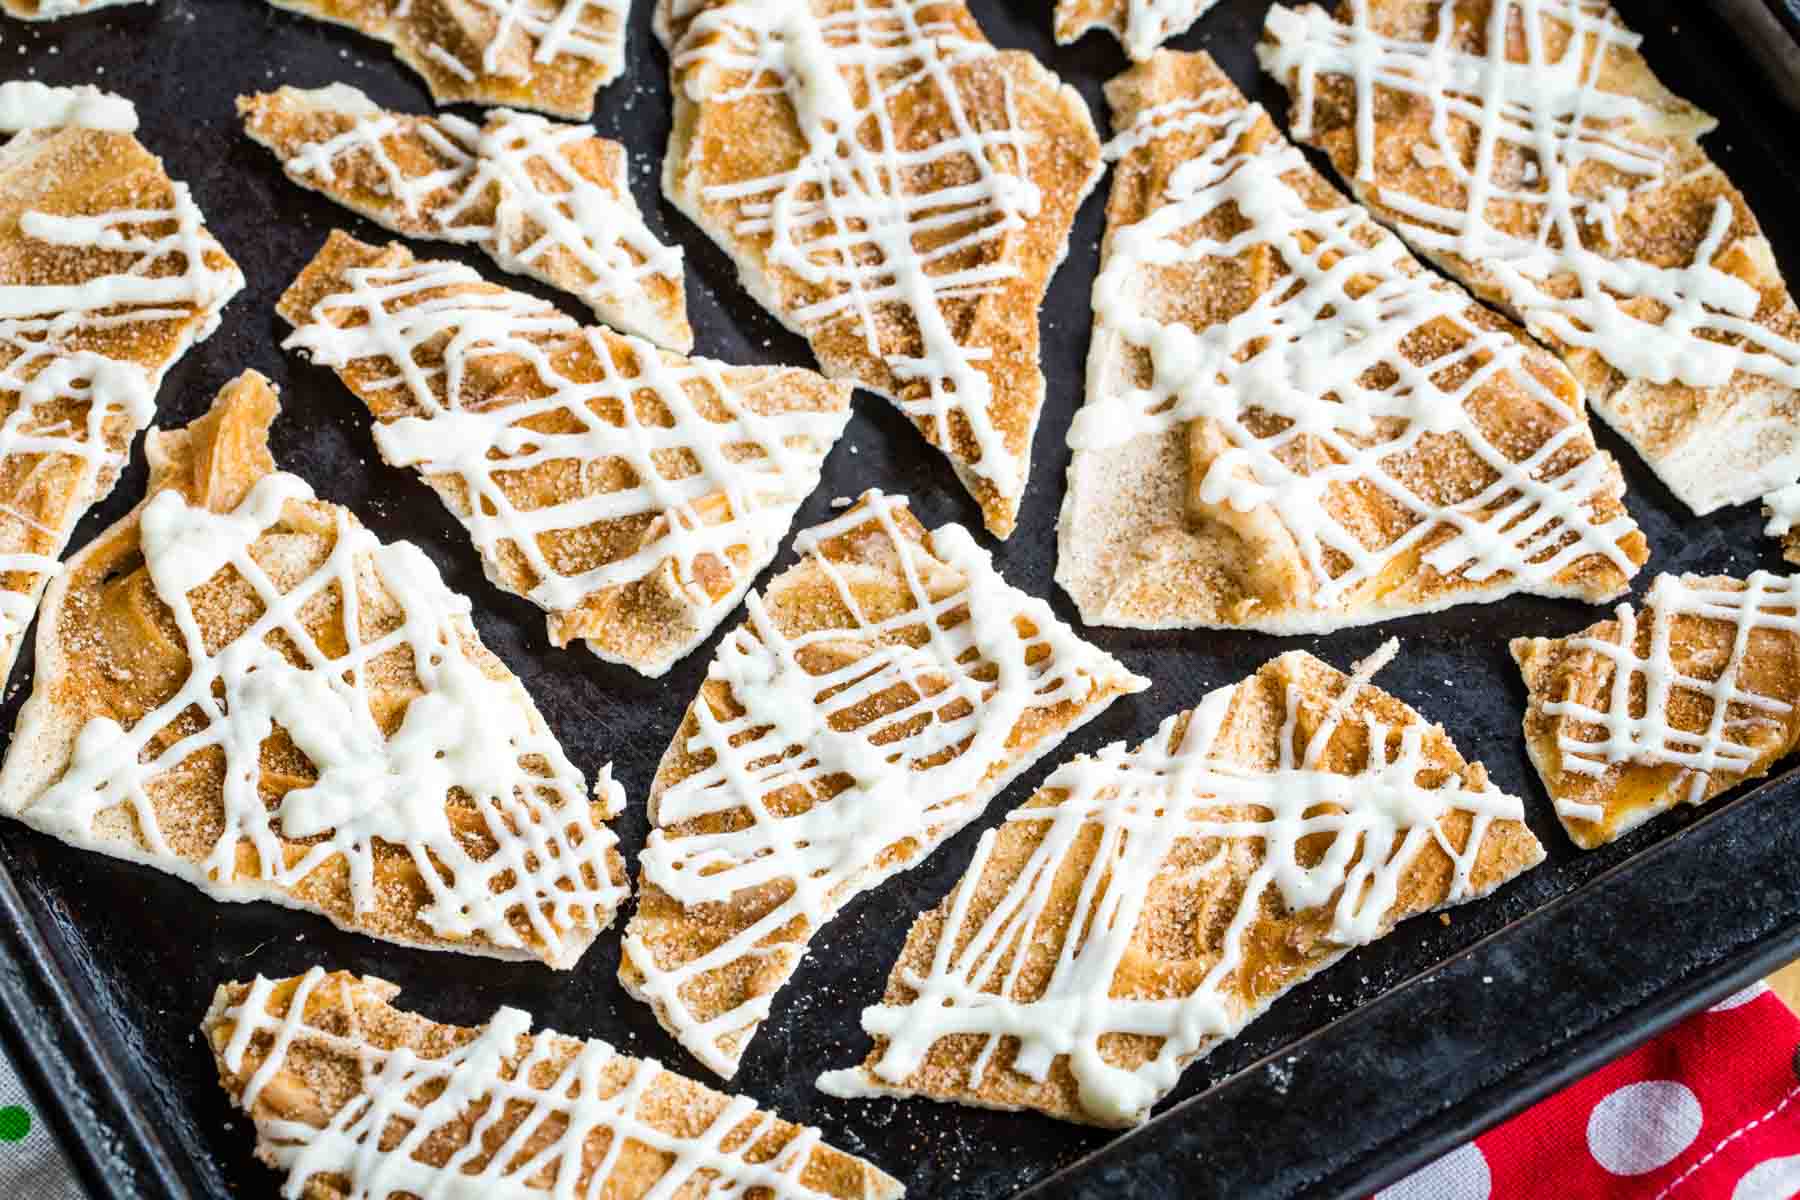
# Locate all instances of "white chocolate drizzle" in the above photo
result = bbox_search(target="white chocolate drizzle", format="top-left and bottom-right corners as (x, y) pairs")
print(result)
(1074, 96), (1638, 611)
(1766, 483), (1800, 540)
(0, 97), (241, 676)
(217, 968), (881, 1200)
(671, 0), (1043, 500)
(1541, 571), (1800, 818)
(1260, 0), (1800, 394)
(256, 87), (686, 346)
(1060, 0), (1221, 63)
(22, 472), (626, 960)
(0, 82), (137, 133)
(624, 491), (1144, 1076)
(283, 253), (849, 675)
(819, 643), (1528, 1126)
(426, 0), (625, 83)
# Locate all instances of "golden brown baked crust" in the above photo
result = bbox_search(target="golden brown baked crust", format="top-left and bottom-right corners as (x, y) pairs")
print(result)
(660, 0), (1102, 538)
(279, 231), (853, 678)
(0, 112), (241, 685)
(1513, 571), (1800, 848)
(205, 969), (904, 1200)
(0, 371), (627, 965)
(821, 645), (1544, 1126)
(266, 0), (624, 119)
(240, 85), (691, 351)
(1261, 0), (1800, 516)
(1058, 51), (1645, 632)
(619, 489), (1148, 1078)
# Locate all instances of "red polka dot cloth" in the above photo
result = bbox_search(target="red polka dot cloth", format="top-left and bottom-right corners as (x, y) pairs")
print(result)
(1378, 984), (1800, 1199)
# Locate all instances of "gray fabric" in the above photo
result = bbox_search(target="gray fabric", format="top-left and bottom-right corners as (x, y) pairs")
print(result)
(0, 1040), (82, 1200)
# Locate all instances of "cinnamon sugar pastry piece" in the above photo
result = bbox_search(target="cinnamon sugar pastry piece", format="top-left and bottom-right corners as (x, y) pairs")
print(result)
(1058, 52), (1644, 632)
(1513, 571), (1800, 848)
(1054, 0), (1219, 62)
(1261, 1), (1800, 516)
(660, 0), (1103, 538)
(0, 372), (627, 966)
(206, 968), (904, 1199)
(820, 642), (1544, 1127)
(240, 84), (691, 352)
(0, 83), (241, 684)
(266, 0), (624, 120)
(620, 490), (1148, 1079)
(280, 231), (853, 678)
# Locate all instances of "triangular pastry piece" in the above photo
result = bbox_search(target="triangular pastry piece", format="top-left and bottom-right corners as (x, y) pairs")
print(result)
(1512, 571), (1800, 848)
(240, 84), (691, 352)
(819, 643), (1544, 1127)
(1260, 1), (1800, 515)
(206, 968), (904, 1199)
(620, 490), (1148, 1078)
(660, 0), (1103, 538)
(0, 83), (241, 684)
(1058, 52), (1645, 631)
(0, 372), (627, 966)
(266, 0), (624, 119)
(1054, 0), (1220, 62)
(280, 231), (854, 678)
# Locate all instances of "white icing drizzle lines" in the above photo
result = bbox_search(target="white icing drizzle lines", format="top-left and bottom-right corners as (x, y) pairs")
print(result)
(283, 253), (846, 671)
(673, 0), (1042, 498)
(27, 471), (624, 959)
(1542, 571), (1800, 819)
(821, 644), (1528, 1126)
(218, 969), (869, 1200)
(259, 89), (684, 344)
(0, 106), (241, 668)
(1261, 0), (1800, 393)
(426, 0), (625, 83)
(624, 491), (1140, 1076)
(1075, 97), (1637, 610)
(1061, 0), (1220, 63)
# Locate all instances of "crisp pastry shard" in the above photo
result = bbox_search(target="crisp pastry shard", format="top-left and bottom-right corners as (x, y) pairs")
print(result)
(660, 0), (1103, 538)
(819, 642), (1545, 1127)
(266, 0), (625, 120)
(0, 84), (241, 684)
(1057, 51), (1645, 632)
(0, 371), (627, 966)
(620, 490), (1148, 1078)
(1054, 0), (1219, 62)
(1764, 484), (1800, 565)
(1513, 571), (1800, 849)
(205, 968), (905, 1200)
(1260, 1), (1800, 516)
(280, 231), (854, 678)
(240, 84), (691, 352)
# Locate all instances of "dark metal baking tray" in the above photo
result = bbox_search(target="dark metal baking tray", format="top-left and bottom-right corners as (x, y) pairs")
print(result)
(0, 0), (1797, 1196)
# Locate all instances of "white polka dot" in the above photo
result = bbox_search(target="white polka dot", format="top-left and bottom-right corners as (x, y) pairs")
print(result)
(1587, 1081), (1705, 1175)
(1375, 1143), (1491, 1200)
(1734, 1155), (1800, 1200)
(1710, 983), (1769, 1013)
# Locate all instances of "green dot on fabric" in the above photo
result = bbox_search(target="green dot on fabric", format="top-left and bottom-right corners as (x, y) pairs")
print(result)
(0, 1106), (30, 1142)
